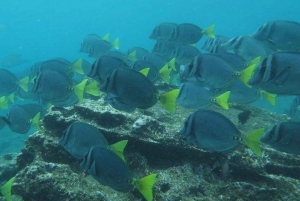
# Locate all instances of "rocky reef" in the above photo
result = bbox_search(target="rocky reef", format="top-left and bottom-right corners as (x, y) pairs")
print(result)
(1, 98), (300, 201)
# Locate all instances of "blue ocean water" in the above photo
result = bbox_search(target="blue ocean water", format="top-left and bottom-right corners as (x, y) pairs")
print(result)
(0, 0), (299, 155)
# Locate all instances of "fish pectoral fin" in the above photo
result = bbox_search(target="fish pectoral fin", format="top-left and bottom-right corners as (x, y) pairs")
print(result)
(273, 66), (291, 85)
(134, 174), (157, 201)
(243, 128), (265, 156)
(1, 176), (15, 201)
(109, 140), (128, 162)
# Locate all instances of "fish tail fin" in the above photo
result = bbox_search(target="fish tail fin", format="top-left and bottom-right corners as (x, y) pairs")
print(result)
(0, 96), (8, 109)
(248, 56), (261, 66)
(159, 89), (179, 113)
(239, 63), (257, 87)
(71, 59), (84, 75)
(7, 94), (14, 103)
(109, 140), (128, 162)
(203, 24), (216, 38)
(74, 79), (88, 102)
(102, 33), (110, 41)
(19, 77), (29, 92)
(127, 50), (137, 61)
(134, 174), (157, 201)
(112, 37), (120, 49)
(243, 128), (265, 156)
(215, 91), (230, 110)
(1, 176), (15, 201)
(261, 91), (276, 105)
(159, 64), (172, 84)
(168, 58), (176, 71)
(84, 80), (100, 97)
(139, 68), (150, 77)
(31, 112), (41, 130)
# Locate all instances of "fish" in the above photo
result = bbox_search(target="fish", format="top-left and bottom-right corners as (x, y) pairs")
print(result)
(260, 121), (300, 155)
(1, 177), (15, 201)
(248, 51), (300, 95)
(127, 47), (149, 61)
(80, 145), (156, 201)
(202, 35), (230, 53)
(251, 20), (300, 52)
(88, 38), (119, 58)
(131, 60), (160, 82)
(169, 23), (215, 44)
(1, 53), (28, 68)
(142, 53), (169, 70)
(59, 121), (127, 160)
(88, 55), (130, 84)
(176, 82), (230, 110)
(172, 45), (201, 65)
(238, 110), (251, 124)
(32, 69), (87, 105)
(180, 54), (255, 90)
(0, 104), (42, 134)
(179, 109), (264, 155)
(0, 69), (28, 95)
(284, 96), (300, 121)
(152, 41), (181, 59)
(80, 34), (102, 53)
(149, 22), (178, 41)
(221, 36), (274, 62)
(100, 68), (179, 113)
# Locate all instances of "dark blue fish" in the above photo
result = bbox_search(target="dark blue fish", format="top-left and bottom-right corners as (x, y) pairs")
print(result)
(172, 45), (201, 65)
(0, 69), (28, 95)
(149, 22), (177, 41)
(88, 55), (129, 84)
(261, 122), (300, 155)
(179, 109), (264, 155)
(80, 145), (156, 201)
(248, 51), (300, 95)
(202, 35), (230, 53)
(88, 38), (119, 58)
(152, 41), (180, 59)
(285, 96), (300, 121)
(59, 121), (127, 160)
(80, 34), (102, 53)
(127, 47), (149, 61)
(251, 20), (300, 51)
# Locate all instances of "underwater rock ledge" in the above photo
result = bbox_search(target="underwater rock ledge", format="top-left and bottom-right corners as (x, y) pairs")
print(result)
(8, 99), (300, 201)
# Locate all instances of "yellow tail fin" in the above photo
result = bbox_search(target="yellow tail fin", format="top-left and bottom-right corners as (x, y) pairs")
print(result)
(159, 64), (172, 84)
(127, 50), (137, 61)
(112, 37), (120, 49)
(134, 174), (157, 201)
(71, 59), (84, 75)
(1, 177), (15, 201)
(19, 77), (29, 92)
(159, 89), (179, 113)
(203, 24), (215, 38)
(261, 91), (276, 105)
(103, 33), (110, 41)
(0, 96), (8, 109)
(243, 128), (265, 156)
(168, 58), (176, 71)
(31, 112), (41, 130)
(239, 64), (257, 87)
(74, 79), (88, 102)
(139, 68), (150, 77)
(85, 80), (100, 97)
(248, 56), (261, 66)
(109, 140), (128, 162)
(7, 94), (14, 103)
(215, 91), (230, 110)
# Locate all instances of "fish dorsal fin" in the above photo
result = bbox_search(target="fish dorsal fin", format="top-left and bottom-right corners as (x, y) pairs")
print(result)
(243, 128), (265, 156)
(139, 68), (150, 77)
(203, 24), (216, 38)
(134, 174), (157, 201)
(159, 89), (179, 113)
(85, 80), (100, 97)
(1, 176), (15, 201)
(112, 37), (120, 49)
(214, 91), (230, 110)
(71, 59), (84, 75)
(89, 161), (97, 175)
(109, 140), (128, 162)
